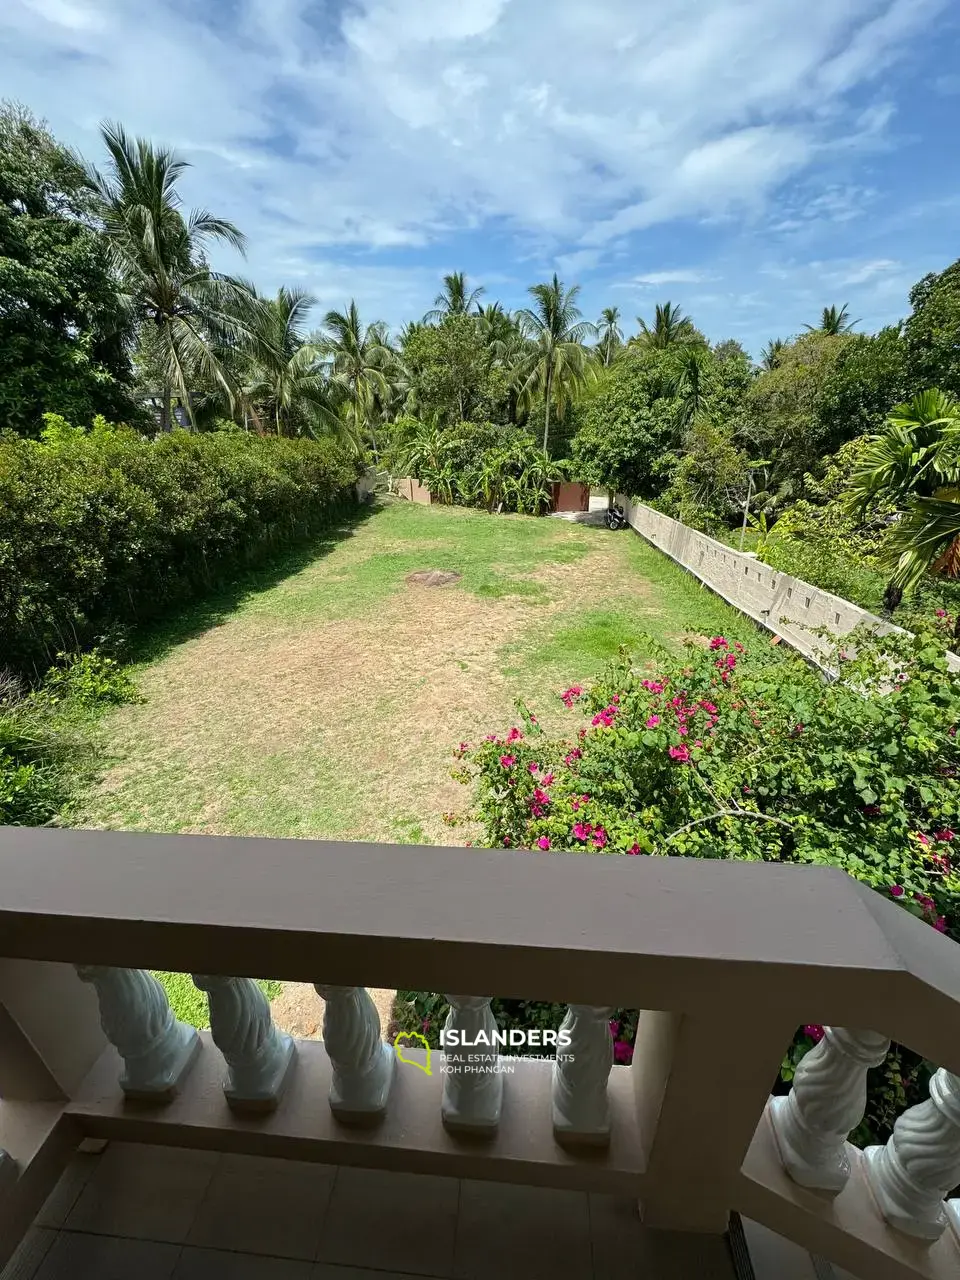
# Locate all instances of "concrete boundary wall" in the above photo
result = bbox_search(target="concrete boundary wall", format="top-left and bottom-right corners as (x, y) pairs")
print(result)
(621, 498), (960, 672)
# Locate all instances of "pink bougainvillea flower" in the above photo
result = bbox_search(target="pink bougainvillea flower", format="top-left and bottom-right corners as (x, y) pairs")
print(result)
(611, 693), (621, 703)
(592, 827), (608, 849)
(626, 843), (641, 856)
(537, 836), (551, 850)
(917, 832), (931, 846)
(578, 728), (588, 741)
(609, 1020), (620, 1037)
(931, 852), (952, 873)
(803, 1025), (825, 1043)
(499, 754), (516, 769)
(698, 700), (718, 714)
(645, 715), (661, 728)
(529, 713), (538, 725)
(862, 804), (881, 817)
(563, 749), (582, 766)
(694, 739), (703, 748)
(572, 821), (592, 840)
(709, 636), (728, 650)
(641, 679), (665, 693)
(915, 893), (936, 911)
(734, 641), (745, 653)
(422, 1018), (431, 1033)
(668, 744), (690, 762)
(936, 608), (948, 618)
(541, 772), (555, 786)
(506, 727), (523, 744)
(503, 836), (512, 847)
(935, 829), (955, 842)
(934, 916), (948, 932)
(889, 885), (904, 898)
(528, 762), (540, 774)
(485, 734), (499, 743)
(453, 741), (470, 757)
(613, 1041), (633, 1065)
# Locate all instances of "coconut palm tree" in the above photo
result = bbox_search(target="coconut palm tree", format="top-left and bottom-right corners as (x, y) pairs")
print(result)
(515, 275), (596, 454)
(239, 286), (337, 437)
(91, 121), (259, 431)
(848, 390), (960, 595)
(424, 272), (485, 323)
(597, 306), (623, 366)
(759, 338), (786, 371)
(318, 301), (393, 461)
(633, 301), (696, 350)
(670, 346), (710, 431)
(806, 304), (859, 336)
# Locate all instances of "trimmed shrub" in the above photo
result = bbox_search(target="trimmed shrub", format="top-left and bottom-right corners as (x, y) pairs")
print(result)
(0, 417), (362, 675)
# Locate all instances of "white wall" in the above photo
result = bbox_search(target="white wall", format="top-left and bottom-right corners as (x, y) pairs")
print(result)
(621, 499), (960, 672)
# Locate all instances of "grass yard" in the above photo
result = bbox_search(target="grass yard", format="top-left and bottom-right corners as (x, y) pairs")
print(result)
(68, 499), (756, 846)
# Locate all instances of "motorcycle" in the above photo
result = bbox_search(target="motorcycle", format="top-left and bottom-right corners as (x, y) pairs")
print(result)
(605, 503), (628, 531)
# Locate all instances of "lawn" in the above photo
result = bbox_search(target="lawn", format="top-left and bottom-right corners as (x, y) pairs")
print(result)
(69, 499), (757, 846)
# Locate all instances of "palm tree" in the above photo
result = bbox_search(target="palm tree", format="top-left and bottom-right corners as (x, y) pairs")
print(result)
(670, 346), (710, 430)
(848, 390), (960, 596)
(515, 274), (596, 454)
(318, 301), (393, 461)
(239, 286), (336, 437)
(759, 338), (786, 371)
(424, 272), (485, 323)
(91, 121), (259, 431)
(806, 305), (859, 336)
(633, 301), (696, 350)
(597, 306), (623, 366)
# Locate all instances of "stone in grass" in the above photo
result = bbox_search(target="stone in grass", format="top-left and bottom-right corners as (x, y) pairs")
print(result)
(405, 570), (462, 587)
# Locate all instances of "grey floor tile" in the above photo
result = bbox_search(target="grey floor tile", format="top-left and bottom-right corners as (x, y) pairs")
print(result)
(590, 1195), (736, 1280)
(455, 1180), (592, 1280)
(318, 1168), (458, 1277)
(34, 1154), (100, 1229)
(174, 1247), (313, 1279)
(34, 1233), (181, 1280)
(187, 1155), (336, 1261)
(64, 1143), (219, 1243)
(0, 1228), (57, 1280)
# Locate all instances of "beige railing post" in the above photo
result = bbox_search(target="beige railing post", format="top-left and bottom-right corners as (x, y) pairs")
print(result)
(634, 1009), (796, 1232)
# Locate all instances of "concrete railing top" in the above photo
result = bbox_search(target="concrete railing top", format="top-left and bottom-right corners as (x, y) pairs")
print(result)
(1, 826), (959, 1072)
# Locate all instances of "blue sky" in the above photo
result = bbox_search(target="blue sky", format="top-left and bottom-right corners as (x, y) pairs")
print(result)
(3, 0), (960, 357)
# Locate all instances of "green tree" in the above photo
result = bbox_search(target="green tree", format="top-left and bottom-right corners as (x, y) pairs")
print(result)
(573, 348), (680, 496)
(424, 271), (484, 322)
(741, 331), (854, 505)
(319, 300), (392, 460)
(806, 304), (859, 335)
(816, 326), (910, 454)
(904, 259), (960, 396)
(632, 301), (696, 349)
(92, 121), (257, 431)
(240, 286), (336, 438)
(400, 313), (510, 426)
(848, 390), (960, 595)
(0, 103), (135, 436)
(597, 306), (623, 366)
(515, 274), (595, 454)
(759, 338), (786, 370)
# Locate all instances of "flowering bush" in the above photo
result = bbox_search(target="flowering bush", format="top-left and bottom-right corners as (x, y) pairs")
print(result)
(441, 627), (960, 1141)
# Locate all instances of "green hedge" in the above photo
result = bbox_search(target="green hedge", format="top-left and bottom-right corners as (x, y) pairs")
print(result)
(0, 418), (362, 675)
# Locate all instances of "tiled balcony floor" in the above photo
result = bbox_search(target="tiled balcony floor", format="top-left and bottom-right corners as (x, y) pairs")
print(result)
(0, 1142), (738, 1280)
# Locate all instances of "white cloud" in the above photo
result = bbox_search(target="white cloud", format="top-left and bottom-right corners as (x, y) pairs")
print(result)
(0, 0), (948, 326)
(630, 270), (712, 286)
(838, 258), (900, 285)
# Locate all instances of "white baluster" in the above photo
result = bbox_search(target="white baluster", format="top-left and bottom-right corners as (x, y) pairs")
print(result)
(441, 994), (502, 1136)
(864, 1069), (960, 1240)
(552, 1004), (614, 1148)
(192, 975), (295, 1112)
(76, 966), (200, 1100)
(767, 1027), (889, 1191)
(314, 985), (394, 1125)
(946, 1199), (960, 1245)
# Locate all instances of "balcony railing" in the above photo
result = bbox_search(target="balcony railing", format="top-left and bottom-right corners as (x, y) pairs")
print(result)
(0, 825), (959, 1280)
